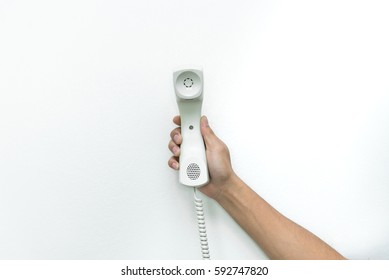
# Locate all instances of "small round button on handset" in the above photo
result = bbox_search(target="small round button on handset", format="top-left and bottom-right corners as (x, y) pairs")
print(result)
(189, 125), (194, 130)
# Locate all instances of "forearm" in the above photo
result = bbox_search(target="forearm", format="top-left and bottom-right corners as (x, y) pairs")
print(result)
(215, 174), (345, 260)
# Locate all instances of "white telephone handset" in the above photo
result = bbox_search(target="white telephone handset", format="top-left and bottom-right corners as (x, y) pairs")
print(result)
(173, 66), (211, 259)
(173, 67), (209, 187)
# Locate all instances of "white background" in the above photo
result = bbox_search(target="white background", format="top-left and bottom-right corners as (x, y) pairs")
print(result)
(0, 0), (388, 259)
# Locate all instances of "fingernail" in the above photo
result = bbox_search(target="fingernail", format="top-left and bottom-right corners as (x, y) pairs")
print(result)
(172, 162), (179, 170)
(172, 146), (179, 155)
(173, 134), (180, 144)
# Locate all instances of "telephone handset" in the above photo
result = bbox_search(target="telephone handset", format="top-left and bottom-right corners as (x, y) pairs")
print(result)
(173, 67), (211, 259)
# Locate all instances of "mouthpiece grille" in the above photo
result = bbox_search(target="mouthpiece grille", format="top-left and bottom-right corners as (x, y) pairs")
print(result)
(186, 163), (201, 180)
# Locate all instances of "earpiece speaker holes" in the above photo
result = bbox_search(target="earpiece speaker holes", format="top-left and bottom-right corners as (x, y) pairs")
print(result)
(184, 78), (194, 88)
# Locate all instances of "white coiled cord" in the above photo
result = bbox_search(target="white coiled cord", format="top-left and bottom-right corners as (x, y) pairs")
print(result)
(193, 187), (211, 260)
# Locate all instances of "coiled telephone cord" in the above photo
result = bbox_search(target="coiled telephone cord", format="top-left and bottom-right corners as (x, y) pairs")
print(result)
(193, 188), (210, 260)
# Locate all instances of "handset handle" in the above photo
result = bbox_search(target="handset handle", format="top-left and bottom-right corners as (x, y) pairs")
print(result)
(178, 100), (209, 187)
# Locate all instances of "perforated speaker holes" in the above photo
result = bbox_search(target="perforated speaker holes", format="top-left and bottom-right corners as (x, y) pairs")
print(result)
(183, 78), (194, 88)
(186, 163), (201, 180)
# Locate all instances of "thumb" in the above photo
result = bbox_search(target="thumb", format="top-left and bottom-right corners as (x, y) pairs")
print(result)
(200, 116), (218, 148)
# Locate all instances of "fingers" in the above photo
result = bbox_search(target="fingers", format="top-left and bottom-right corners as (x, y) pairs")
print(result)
(170, 127), (182, 145)
(168, 156), (179, 170)
(168, 117), (182, 170)
(173, 115), (181, 126)
(168, 139), (180, 157)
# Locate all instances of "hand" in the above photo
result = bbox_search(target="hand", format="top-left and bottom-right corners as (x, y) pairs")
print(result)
(168, 115), (236, 199)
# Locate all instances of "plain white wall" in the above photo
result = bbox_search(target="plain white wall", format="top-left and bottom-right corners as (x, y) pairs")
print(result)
(0, 0), (388, 259)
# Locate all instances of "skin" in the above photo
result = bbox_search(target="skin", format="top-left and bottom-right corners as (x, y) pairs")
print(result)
(168, 115), (345, 260)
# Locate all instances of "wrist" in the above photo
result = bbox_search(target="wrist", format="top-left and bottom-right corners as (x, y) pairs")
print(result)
(214, 172), (242, 203)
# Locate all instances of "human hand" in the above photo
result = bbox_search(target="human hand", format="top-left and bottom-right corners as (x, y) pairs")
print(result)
(168, 115), (236, 199)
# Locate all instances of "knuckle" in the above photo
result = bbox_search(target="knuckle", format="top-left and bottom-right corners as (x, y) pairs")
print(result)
(168, 140), (177, 152)
(168, 157), (175, 167)
(170, 127), (181, 139)
(216, 142), (230, 155)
